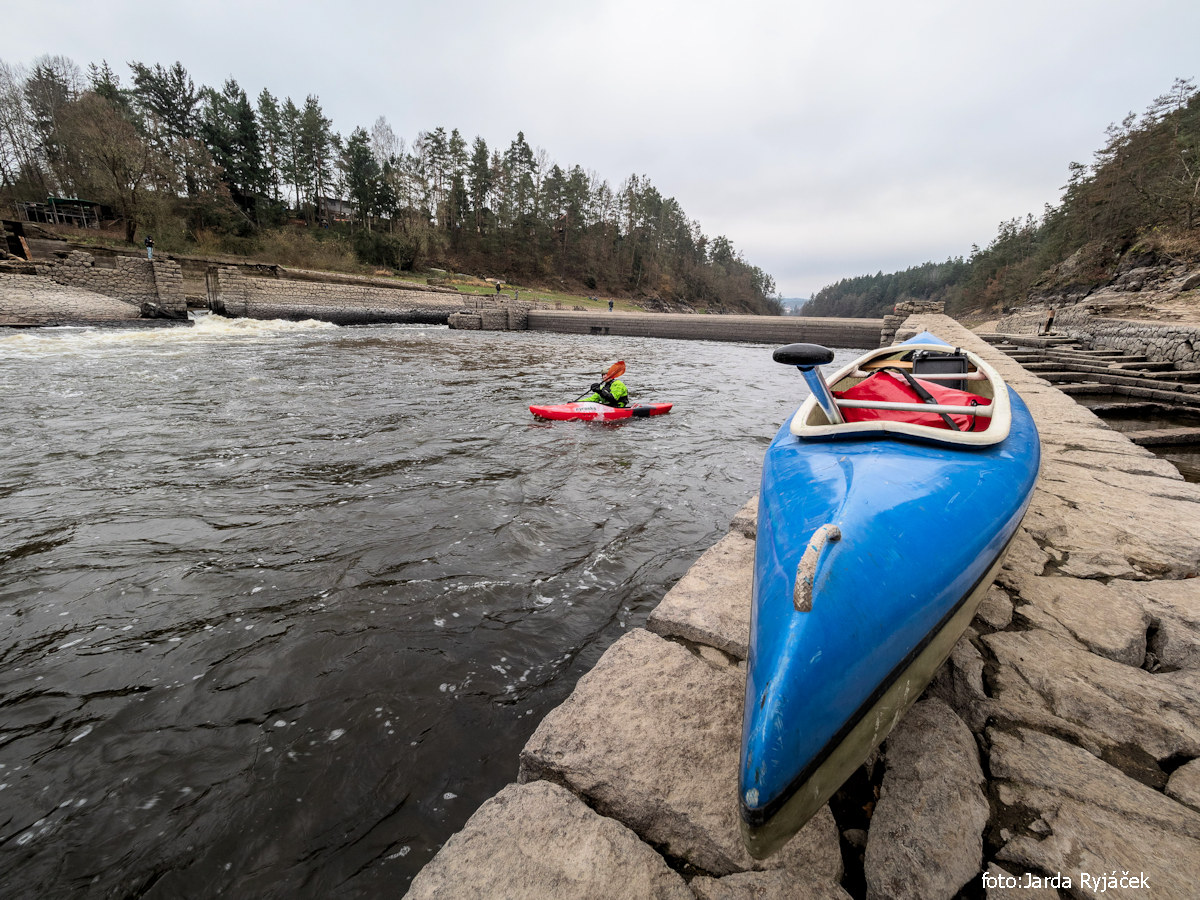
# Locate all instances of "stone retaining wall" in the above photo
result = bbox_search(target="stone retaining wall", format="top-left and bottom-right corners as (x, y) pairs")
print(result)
(996, 305), (1200, 370)
(525, 310), (885, 347)
(447, 296), (534, 331)
(879, 299), (945, 344)
(33, 250), (186, 318)
(408, 313), (1200, 899)
(0, 272), (145, 325)
(205, 266), (463, 325)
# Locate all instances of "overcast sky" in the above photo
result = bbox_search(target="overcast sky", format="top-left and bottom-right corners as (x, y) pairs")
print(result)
(5, 0), (1199, 298)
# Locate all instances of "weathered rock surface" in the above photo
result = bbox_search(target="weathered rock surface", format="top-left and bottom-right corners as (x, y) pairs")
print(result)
(974, 584), (1014, 631)
(689, 869), (853, 899)
(1, 271), (143, 324)
(996, 799), (1200, 899)
(863, 698), (989, 900)
(728, 495), (758, 540)
(984, 628), (1200, 760)
(1021, 457), (1200, 579)
(405, 780), (693, 900)
(1004, 569), (1149, 665)
(995, 526), (1051, 584)
(926, 629), (990, 731)
(989, 727), (1200, 840)
(647, 530), (753, 660)
(1167, 759), (1200, 811)
(1134, 579), (1200, 671)
(518, 628), (842, 879)
(983, 862), (1063, 899)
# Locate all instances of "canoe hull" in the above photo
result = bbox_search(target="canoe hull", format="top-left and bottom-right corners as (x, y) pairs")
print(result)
(529, 402), (672, 422)
(739, 365), (1040, 857)
(739, 533), (1012, 858)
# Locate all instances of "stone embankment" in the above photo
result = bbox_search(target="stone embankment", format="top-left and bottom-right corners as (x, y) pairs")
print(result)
(205, 265), (462, 325)
(0, 272), (144, 326)
(2, 249), (884, 344)
(520, 309), (884, 347)
(450, 301), (884, 347)
(407, 313), (1200, 900)
(996, 305), (1200, 371)
(0, 250), (187, 324)
(997, 254), (1200, 370)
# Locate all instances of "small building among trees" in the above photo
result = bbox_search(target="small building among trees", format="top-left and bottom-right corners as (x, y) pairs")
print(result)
(15, 197), (106, 228)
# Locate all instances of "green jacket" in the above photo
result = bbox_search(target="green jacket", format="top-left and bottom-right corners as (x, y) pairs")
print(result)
(581, 379), (629, 407)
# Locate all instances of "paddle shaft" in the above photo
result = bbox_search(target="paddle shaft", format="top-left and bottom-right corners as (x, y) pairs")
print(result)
(572, 378), (615, 403)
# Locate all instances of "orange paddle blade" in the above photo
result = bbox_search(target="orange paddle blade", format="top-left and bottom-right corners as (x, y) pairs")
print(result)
(603, 361), (626, 381)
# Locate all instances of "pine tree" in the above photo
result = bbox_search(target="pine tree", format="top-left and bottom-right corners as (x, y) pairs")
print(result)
(128, 60), (201, 195)
(257, 88), (284, 203)
(339, 126), (380, 230)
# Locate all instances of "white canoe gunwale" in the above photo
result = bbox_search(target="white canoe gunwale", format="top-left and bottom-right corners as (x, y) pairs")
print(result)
(789, 342), (1012, 447)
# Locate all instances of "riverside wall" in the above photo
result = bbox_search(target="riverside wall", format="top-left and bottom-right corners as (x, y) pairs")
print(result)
(997, 305), (1200, 370)
(7, 250), (187, 320)
(522, 309), (885, 347)
(3, 257), (885, 346)
(0, 271), (146, 326)
(406, 313), (1200, 899)
(205, 266), (463, 325)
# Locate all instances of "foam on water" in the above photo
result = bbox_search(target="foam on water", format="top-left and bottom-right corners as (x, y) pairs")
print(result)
(0, 312), (337, 359)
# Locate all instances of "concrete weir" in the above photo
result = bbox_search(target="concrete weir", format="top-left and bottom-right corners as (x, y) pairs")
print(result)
(523, 309), (884, 348)
(407, 314), (1200, 900)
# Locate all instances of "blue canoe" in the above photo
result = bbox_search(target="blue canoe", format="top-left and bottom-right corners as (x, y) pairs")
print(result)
(739, 332), (1040, 858)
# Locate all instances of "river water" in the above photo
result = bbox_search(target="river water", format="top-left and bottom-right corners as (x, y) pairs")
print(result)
(0, 315), (861, 898)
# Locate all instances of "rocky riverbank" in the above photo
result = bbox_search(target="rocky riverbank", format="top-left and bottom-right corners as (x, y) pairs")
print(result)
(407, 313), (1200, 899)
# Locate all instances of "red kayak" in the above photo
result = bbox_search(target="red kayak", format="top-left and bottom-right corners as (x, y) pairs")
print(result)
(529, 401), (673, 422)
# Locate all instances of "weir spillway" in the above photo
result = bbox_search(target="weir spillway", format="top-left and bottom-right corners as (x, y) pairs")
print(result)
(523, 310), (884, 349)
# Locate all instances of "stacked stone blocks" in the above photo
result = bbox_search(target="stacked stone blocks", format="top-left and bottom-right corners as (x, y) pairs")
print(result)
(34, 250), (186, 318)
(525, 310), (885, 347)
(996, 305), (1200, 369)
(880, 299), (945, 345)
(205, 266), (463, 325)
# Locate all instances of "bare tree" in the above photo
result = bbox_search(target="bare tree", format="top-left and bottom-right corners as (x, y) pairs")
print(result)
(0, 60), (43, 192)
(56, 92), (165, 243)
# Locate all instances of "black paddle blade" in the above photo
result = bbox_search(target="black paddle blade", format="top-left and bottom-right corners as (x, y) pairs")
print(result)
(772, 343), (835, 368)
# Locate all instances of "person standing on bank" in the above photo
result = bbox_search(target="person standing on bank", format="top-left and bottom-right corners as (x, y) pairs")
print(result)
(145, 235), (154, 260)
(608, 298), (614, 312)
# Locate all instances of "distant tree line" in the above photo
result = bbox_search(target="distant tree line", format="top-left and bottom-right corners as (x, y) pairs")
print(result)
(803, 77), (1200, 318)
(0, 54), (780, 314)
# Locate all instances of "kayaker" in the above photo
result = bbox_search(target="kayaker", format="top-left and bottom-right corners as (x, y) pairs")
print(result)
(580, 376), (630, 407)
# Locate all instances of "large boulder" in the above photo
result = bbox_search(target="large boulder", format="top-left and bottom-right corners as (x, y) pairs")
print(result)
(863, 698), (989, 900)
(405, 780), (693, 900)
(518, 628), (842, 879)
(983, 628), (1200, 761)
(646, 530), (753, 660)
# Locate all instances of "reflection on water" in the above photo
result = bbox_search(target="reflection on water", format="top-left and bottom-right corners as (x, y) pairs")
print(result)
(0, 316), (860, 898)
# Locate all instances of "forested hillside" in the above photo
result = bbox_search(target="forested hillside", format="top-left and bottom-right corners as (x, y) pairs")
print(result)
(802, 78), (1200, 319)
(0, 55), (780, 314)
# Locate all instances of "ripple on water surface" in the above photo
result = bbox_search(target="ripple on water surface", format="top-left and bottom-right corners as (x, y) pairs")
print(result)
(0, 317), (861, 897)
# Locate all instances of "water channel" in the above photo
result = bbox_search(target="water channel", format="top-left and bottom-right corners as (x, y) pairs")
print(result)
(0, 316), (863, 898)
